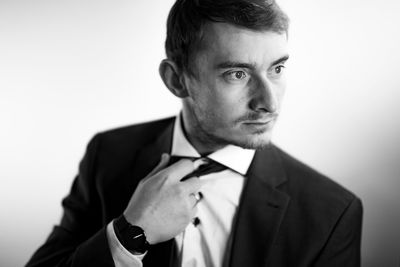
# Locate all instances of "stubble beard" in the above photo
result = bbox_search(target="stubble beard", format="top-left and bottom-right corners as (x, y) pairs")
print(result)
(183, 100), (275, 152)
(191, 112), (274, 151)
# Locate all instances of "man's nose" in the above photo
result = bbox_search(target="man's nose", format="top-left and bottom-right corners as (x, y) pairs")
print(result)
(249, 77), (278, 113)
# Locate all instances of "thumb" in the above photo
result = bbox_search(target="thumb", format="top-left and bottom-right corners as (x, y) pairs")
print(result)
(143, 153), (170, 180)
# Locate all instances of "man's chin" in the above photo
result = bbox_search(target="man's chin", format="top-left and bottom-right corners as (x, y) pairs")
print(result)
(236, 139), (272, 150)
(229, 132), (273, 150)
(199, 125), (274, 150)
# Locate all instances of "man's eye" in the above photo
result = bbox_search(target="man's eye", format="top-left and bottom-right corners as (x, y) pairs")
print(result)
(226, 71), (247, 80)
(274, 65), (285, 74)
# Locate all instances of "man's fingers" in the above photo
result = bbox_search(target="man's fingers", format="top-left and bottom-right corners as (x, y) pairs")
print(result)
(181, 176), (205, 194)
(165, 158), (207, 183)
(143, 155), (207, 185)
(188, 193), (201, 207)
(143, 153), (170, 181)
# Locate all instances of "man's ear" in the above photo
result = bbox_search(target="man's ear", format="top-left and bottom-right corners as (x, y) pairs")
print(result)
(159, 59), (189, 98)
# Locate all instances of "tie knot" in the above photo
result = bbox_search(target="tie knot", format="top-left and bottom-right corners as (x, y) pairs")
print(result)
(169, 155), (227, 181)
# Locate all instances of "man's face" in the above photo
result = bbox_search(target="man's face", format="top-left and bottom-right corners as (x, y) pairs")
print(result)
(182, 22), (289, 151)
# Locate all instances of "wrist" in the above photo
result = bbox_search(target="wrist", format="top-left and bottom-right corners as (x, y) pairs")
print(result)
(113, 215), (150, 254)
(124, 213), (158, 244)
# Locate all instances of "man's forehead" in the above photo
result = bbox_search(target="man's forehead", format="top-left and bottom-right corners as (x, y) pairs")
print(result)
(196, 22), (288, 67)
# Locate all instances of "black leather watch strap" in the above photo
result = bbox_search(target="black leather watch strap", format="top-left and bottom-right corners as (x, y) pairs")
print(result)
(113, 215), (149, 254)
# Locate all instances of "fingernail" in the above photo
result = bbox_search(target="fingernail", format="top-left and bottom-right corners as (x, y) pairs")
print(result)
(193, 158), (208, 169)
(161, 153), (169, 161)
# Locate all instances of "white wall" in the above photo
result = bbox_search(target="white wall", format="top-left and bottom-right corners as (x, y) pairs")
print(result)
(1, 0), (399, 266)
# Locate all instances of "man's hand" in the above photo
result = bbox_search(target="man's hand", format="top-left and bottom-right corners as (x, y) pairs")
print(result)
(123, 153), (205, 244)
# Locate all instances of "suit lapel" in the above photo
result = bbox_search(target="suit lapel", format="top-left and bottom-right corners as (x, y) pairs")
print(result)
(131, 118), (175, 182)
(131, 118), (178, 267)
(228, 145), (290, 267)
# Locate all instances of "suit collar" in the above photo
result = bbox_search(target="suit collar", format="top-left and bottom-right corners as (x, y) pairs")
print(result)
(131, 117), (175, 182)
(227, 145), (290, 267)
(246, 144), (288, 187)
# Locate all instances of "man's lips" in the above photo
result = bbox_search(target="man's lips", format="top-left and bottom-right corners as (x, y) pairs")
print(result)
(242, 121), (274, 128)
(241, 114), (278, 125)
(243, 119), (274, 124)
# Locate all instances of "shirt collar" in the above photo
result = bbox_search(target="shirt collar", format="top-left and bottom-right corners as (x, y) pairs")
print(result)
(171, 114), (255, 175)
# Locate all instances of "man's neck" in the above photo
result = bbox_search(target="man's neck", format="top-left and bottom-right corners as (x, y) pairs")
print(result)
(180, 112), (225, 156)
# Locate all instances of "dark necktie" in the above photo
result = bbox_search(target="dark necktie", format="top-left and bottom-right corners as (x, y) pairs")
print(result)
(169, 156), (228, 181)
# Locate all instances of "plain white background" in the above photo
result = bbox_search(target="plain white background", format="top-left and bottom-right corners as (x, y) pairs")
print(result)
(1, 0), (400, 266)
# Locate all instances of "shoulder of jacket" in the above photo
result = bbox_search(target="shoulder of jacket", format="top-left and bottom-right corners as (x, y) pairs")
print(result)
(272, 145), (359, 209)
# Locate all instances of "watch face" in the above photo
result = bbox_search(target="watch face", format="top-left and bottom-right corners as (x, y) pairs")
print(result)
(124, 225), (147, 252)
(115, 216), (150, 254)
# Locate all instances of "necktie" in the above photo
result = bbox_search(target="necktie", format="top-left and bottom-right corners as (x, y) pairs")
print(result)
(169, 156), (228, 181)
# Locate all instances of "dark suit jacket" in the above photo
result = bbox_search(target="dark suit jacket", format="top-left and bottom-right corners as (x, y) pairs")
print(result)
(26, 117), (363, 267)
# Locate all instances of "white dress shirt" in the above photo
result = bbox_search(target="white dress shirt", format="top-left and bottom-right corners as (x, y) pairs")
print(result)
(107, 115), (255, 267)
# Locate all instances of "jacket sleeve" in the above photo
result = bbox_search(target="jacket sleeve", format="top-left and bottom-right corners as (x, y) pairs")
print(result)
(314, 196), (363, 267)
(25, 134), (116, 267)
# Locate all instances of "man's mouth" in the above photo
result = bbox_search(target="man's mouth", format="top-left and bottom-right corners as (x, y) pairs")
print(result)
(244, 119), (274, 124)
(241, 114), (278, 125)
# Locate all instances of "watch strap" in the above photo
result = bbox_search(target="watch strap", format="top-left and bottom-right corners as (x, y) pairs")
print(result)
(113, 215), (149, 254)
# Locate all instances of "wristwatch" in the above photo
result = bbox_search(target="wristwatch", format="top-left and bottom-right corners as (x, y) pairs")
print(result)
(113, 215), (150, 254)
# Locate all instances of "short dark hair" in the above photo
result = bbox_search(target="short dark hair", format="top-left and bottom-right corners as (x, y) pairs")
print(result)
(165, 0), (289, 73)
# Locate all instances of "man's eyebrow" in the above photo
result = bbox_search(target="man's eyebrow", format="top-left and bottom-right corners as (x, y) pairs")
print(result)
(216, 55), (290, 70)
(270, 54), (290, 67)
(216, 61), (256, 70)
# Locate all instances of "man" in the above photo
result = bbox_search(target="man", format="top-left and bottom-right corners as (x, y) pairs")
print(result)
(26, 0), (363, 266)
